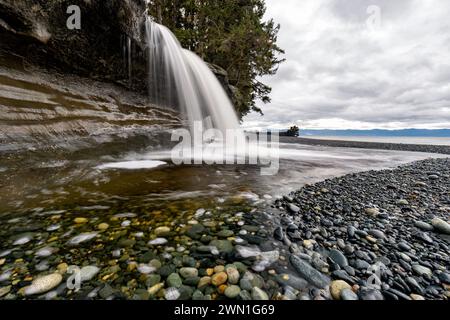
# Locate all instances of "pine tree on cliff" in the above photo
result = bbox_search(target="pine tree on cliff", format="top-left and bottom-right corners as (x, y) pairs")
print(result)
(146, 0), (284, 118)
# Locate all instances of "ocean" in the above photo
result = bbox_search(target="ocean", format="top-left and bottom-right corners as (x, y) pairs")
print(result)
(301, 135), (450, 146)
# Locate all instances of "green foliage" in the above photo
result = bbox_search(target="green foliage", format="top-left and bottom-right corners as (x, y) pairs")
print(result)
(146, 0), (284, 117)
(287, 125), (300, 137)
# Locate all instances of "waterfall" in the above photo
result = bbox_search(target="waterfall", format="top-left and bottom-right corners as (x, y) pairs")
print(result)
(127, 37), (132, 86)
(145, 17), (242, 137)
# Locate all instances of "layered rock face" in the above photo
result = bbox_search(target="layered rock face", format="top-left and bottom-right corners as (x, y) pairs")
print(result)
(0, 0), (148, 88)
(0, 56), (181, 154)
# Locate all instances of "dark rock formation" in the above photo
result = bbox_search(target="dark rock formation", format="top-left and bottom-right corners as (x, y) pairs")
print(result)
(0, 56), (181, 154)
(208, 63), (245, 116)
(0, 0), (242, 103)
(0, 0), (148, 90)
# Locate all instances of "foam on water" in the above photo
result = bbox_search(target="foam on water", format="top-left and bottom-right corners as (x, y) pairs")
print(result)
(97, 160), (166, 170)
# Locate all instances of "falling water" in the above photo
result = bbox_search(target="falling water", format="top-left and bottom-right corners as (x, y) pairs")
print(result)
(145, 17), (242, 136)
(122, 35), (133, 85)
(127, 37), (132, 85)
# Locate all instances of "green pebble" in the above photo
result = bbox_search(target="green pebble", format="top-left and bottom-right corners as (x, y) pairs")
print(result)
(217, 229), (234, 238)
(166, 273), (182, 288)
(149, 259), (162, 269)
(183, 277), (200, 286)
(182, 256), (196, 267)
(192, 290), (205, 300)
(146, 274), (161, 287)
(225, 285), (241, 299)
(159, 264), (176, 277)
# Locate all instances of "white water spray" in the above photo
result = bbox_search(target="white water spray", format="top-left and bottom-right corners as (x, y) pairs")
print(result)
(145, 17), (242, 137)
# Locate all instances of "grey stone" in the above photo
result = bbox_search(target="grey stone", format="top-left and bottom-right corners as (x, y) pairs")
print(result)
(329, 249), (348, 267)
(290, 255), (330, 289)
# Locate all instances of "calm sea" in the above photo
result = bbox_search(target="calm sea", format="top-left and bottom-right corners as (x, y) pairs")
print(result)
(302, 135), (450, 146)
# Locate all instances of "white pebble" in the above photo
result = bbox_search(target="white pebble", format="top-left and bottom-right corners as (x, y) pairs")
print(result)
(67, 232), (98, 246)
(148, 238), (168, 246)
(137, 264), (156, 274)
(23, 273), (63, 296)
(13, 235), (32, 246)
(0, 249), (12, 257)
(0, 270), (12, 282)
(165, 287), (180, 300)
(80, 266), (100, 281)
(121, 220), (131, 227)
(35, 247), (56, 257)
(46, 224), (61, 232)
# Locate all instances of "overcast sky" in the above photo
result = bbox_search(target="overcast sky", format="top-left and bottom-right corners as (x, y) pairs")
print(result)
(242, 0), (450, 130)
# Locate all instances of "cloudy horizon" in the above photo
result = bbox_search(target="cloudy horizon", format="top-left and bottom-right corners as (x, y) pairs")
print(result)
(242, 0), (450, 131)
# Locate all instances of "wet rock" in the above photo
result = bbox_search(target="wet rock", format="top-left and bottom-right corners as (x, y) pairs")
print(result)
(330, 280), (352, 300)
(167, 273), (183, 288)
(35, 246), (58, 257)
(179, 268), (198, 279)
(165, 287), (181, 300)
(97, 223), (109, 230)
(251, 287), (269, 300)
(415, 221), (434, 232)
(354, 259), (371, 270)
(365, 208), (379, 217)
(23, 273), (63, 296)
(328, 249), (348, 268)
(211, 272), (227, 286)
(80, 266), (100, 281)
(288, 204), (300, 213)
(359, 289), (384, 300)
(186, 224), (205, 239)
(226, 266), (240, 284)
(225, 285), (241, 299)
(347, 226), (356, 237)
(274, 227), (284, 241)
(412, 265), (433, 277)
(197, 276), (211, 288)
(146, 274), (161, 287)
(438, 272), (450, 284)
(98, 284), (116, 299)
(118, 238), (135, 248)
(68, 232), (98, 246)
(209, 240), (233, 254)
(137, 264), (156, 275)
(369, 229), (386, 239)
(0, 286), (11, 298)
(12, 233), (33, 246)
(74, 217), (88, 224)
(398, 242), (411, 251)
(148, 238), (168, 246)
(148, 283), (164, 296)
(159, 265), (176, 277)
(341, 288), (358, 300)
(290, 255), (330, 289)
(154, 226), (171, 236)
(331, 270), (355, 285)
(431, 218), (450, 235)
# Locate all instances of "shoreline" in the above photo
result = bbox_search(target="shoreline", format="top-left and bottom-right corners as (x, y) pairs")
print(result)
(0, 150), (448, 300)
(271, 157), (450, 300)
(281, 136), (450, 155)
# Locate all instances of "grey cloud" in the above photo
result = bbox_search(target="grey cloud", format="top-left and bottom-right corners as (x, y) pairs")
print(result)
(243, 0), (450, 130)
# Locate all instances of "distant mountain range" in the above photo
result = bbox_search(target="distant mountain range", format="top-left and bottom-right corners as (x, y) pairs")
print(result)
(299, 129), (450, 137)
